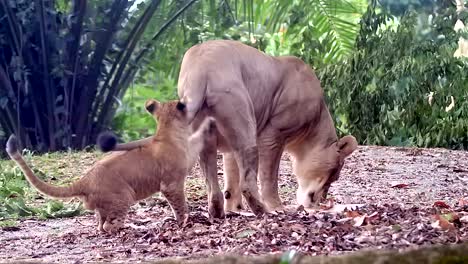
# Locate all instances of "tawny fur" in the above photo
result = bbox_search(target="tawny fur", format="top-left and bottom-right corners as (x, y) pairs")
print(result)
(100, 40), (358, 217)
(5, 100), (215, 234)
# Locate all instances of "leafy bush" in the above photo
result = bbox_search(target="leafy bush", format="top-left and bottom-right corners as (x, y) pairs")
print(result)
(318, 1), (468, 149)
(112, 77), (178, 141)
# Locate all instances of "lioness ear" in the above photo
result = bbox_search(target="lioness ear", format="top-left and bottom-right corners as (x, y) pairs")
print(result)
(176, 101), (186, 111)
(145, 99), (160, 114)
(337, 135), (358, 158)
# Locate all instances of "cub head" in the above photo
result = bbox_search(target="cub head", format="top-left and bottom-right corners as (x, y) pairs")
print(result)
(293, 135), (357, 208)
(145, 99), (189, 128)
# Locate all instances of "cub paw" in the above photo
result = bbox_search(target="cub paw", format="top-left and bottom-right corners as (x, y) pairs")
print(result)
(202, 117), (217, 135)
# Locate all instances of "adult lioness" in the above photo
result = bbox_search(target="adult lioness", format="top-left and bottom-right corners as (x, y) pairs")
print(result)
(6, 100), (215, 233)
(101, 40), (358, 217)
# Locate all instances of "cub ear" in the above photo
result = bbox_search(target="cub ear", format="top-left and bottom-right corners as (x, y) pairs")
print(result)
(145, 99), (160, 114)
(176, 101), (186, 111)
(336, 135), (358, 158)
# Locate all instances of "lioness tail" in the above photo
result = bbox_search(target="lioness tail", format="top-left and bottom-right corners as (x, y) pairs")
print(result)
(6, 135), (82, 199)
(97, 132), (153, 153)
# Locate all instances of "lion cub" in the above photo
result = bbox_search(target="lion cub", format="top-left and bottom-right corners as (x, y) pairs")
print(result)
(5, 99), (215, 233)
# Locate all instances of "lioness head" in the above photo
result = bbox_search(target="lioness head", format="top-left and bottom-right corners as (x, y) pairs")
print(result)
(293, 135), (357, 208)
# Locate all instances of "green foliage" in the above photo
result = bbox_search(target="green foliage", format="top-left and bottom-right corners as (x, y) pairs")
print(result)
(0, 0), (199, 153)
(319, 0), (468, 149)
(378, 0), (439, 16)
(0, 155), (83, 220)
(115, 0), (367, 138)
(130, 0), (368, 85)
(275, 0), (368, 67)
(0, 219), (18, 228)
(113, 78), (178, 141)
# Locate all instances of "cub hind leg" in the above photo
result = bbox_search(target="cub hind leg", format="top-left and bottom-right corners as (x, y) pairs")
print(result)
(103, 210), (128, 233)
(95, 196), (132, 233)
(96, 208), (129, 234)
(96, 211), (106, 232)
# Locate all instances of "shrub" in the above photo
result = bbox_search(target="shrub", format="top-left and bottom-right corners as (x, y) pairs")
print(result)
(318, 1), (468, 149)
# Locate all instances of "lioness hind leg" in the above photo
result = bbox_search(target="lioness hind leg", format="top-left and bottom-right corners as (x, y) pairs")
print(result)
(207, 91), (265, 216)
(223, 152), (243, 212)
(161, 181), (189, 225)
(233, 146), (266, 216)
(199, 129), (225, 219)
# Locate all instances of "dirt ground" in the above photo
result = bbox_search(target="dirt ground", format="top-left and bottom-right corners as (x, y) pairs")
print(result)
(0, 146), (467, 263)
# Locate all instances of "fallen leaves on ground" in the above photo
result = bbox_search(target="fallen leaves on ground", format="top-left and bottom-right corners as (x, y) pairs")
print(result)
(431, 214), (456, 231)
(459, 197), (468, 207)
(1, 146), (468, 263)
(319, 198), (335, 210)
(4, 202), (465, 263)
(390, 182), (410, 189)
(433, 201), (451, 209)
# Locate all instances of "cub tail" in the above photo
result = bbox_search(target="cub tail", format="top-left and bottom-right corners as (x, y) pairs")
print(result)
(96, 131), (153, 153)
(6, 135), (82, 199)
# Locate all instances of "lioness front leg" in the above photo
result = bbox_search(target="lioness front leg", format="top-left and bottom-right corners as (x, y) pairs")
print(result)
(161, 181), (189, 225)
(232, 146), (266, 215)
(258, 133), (285, 212)
(223, 152), (243, 212)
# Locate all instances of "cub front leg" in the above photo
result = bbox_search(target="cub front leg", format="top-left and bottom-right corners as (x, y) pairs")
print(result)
(161, 180), (189, 225)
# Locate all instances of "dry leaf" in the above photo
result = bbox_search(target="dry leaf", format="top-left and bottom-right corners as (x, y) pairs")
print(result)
(390, 182), (409, 188)
(290, 224), (307, 235)
(322, 204), (365, 214)
(432, 215), (455, 231)
(235, 229), (256, 238)
(458, 197), (468, 207)
(460, 215), (468, 223)
(433, 201), (451, 209)
(367, 212), (380, 222)
(349, 211), (380, 227)
(441, 212), (459, 222)
(344, 211), (361, 218)
(441, 213), (462, 228)
(353, 214), (367, 227)
(319, 198), (334, 210)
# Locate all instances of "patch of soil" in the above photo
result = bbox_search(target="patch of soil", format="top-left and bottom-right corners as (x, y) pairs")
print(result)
(0, 146), (467, 263)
